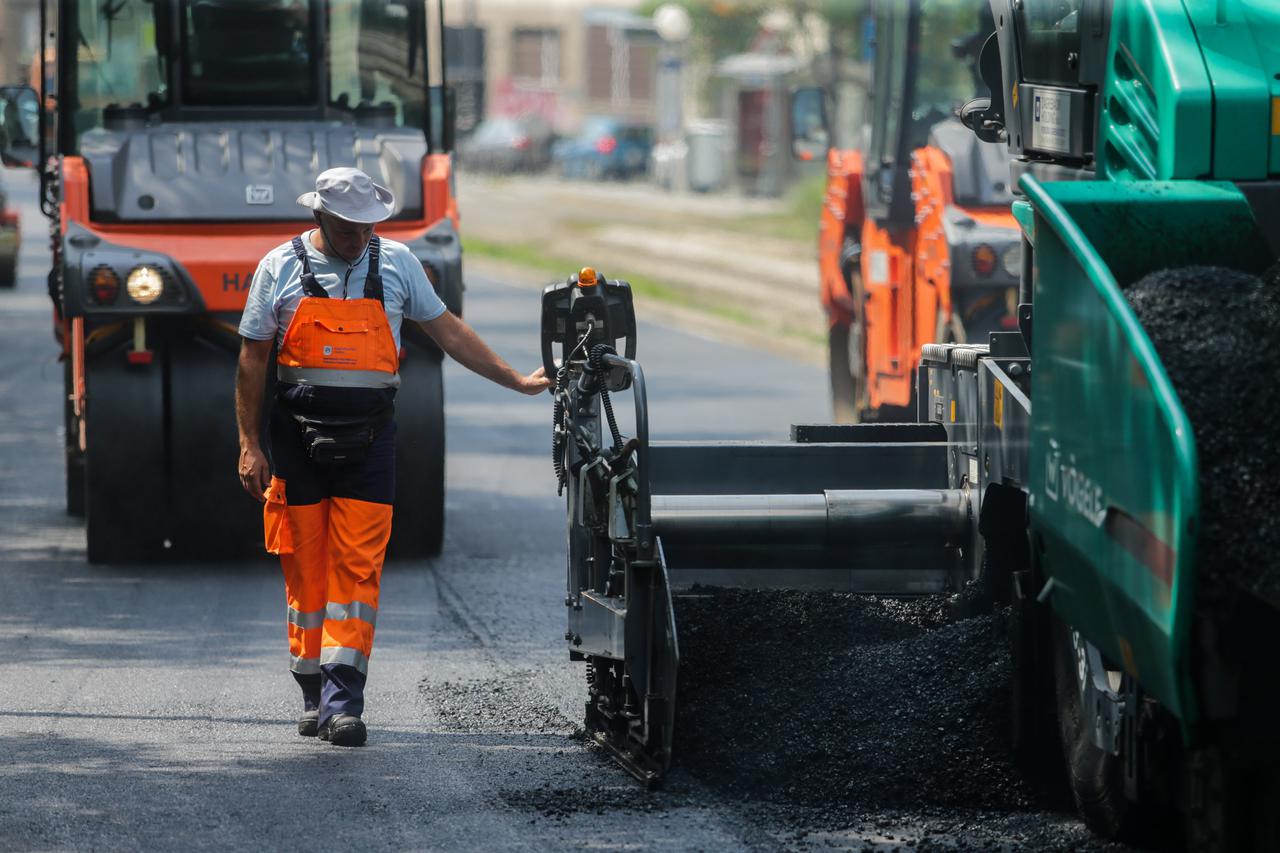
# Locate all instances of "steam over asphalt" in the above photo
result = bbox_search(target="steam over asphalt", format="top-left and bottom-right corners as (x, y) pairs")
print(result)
(0, 169), (1122, 850)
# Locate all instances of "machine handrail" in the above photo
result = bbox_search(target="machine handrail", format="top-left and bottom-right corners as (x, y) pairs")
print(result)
(600, 352), (652, 553)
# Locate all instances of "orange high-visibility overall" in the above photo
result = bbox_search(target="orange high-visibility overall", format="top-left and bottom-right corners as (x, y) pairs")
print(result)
(263, 235), (399, 722)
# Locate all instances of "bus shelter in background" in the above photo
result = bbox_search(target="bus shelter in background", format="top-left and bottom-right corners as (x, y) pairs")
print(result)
(712, 51), (818, 198)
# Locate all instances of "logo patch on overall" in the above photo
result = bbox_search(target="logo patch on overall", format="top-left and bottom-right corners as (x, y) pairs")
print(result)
(323, 345), (334, 356)
(245, 184), (274, 205)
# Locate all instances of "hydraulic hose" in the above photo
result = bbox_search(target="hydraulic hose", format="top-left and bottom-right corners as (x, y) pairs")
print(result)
(551, 324), (594, 495)
(550, 335), (623, 495)
(552, 364), (569, 495)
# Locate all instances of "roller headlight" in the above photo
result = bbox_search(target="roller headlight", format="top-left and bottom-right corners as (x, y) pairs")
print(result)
(126, 265), (165, 305)
(1001, 244), (1022, 278)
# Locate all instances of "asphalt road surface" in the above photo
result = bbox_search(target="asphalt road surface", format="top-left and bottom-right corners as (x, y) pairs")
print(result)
(0, 169), (1109, 852)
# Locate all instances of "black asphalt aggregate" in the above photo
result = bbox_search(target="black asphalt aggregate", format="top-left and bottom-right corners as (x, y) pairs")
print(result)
(1127, 265), (1280, 607)
(669, 589), (1119, 851)
(0, 168), (1124, 851)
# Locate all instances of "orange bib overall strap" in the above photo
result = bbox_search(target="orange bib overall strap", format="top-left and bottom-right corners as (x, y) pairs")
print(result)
(277, 235), (400, 389)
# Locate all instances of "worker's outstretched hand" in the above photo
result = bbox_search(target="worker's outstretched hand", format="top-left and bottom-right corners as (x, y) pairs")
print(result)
(239, 444), (271, 501)
(518, 366), (553, 395)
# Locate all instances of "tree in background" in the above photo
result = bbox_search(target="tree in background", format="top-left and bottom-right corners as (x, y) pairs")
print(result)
(787, 1), (872, 145)
(642, 1), (870, 64)
(642, 1), (873, 144)
(641, 1), (772, 65)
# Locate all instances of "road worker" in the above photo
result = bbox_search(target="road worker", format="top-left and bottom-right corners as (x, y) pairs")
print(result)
(234, 167), (550, 746)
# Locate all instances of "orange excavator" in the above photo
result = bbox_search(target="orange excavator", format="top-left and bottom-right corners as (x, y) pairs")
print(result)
(810, 0), (1021, 421)
(15, 0), (462, 563)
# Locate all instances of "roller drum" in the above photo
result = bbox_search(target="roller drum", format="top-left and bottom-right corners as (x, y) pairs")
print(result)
(651, 494), (828, 543)
(825, 489), (970, 544)
(651, 489), (969, 546)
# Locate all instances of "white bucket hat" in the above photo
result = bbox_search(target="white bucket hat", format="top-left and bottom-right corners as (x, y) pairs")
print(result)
(297, 166), (396, 223)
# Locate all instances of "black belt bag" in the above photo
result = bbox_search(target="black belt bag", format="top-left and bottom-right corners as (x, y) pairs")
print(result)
(290, 409), (391, 467)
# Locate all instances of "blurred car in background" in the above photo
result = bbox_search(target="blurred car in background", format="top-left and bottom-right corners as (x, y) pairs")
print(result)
(0, 174), (19, 289)
(457, 115), (555, 174)
(554, 117), (653, 181)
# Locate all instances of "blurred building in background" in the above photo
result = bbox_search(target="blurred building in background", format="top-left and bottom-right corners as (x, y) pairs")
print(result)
(443, 1), (873, 197)
(712, 51), (805, 198)
(0, 0), (871, 199)
(444, 0), (657, 136)
(0, 0), (41, 88)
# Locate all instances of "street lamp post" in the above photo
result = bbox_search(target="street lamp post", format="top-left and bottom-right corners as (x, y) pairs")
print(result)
(652, 4), (692, 191)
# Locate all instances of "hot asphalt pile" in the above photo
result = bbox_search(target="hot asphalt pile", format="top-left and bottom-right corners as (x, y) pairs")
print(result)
(495, 586), (1113, 849)
(671, 589), (1062, 828)
(422, 588), (1118, 848)
(1126, 265), (1280, 605)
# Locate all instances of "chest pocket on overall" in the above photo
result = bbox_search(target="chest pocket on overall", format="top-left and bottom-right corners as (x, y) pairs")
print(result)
(289, 313), (374, 369)
(277, 234), (399, 466)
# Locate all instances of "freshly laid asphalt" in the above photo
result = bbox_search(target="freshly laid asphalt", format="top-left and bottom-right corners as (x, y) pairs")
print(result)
(0, 168), (1116, 851)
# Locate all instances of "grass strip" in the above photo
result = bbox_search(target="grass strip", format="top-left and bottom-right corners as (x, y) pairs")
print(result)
(461, 235), (773, 333)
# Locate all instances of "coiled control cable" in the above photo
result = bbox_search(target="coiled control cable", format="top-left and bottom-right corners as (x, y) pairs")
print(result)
(551, 323), (594, 495)
(589, 343), (624, 452)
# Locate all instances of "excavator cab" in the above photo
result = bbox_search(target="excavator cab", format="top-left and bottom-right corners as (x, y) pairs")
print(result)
(799, 4), (994, 230)
(864, 0), (999, 223)
(819, 0), (1020, 423)
(0, 85), (39, 169)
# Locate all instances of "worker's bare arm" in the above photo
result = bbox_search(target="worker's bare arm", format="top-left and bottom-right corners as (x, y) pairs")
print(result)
(419, 311), (550, 395)
(235, 337), (274, 501)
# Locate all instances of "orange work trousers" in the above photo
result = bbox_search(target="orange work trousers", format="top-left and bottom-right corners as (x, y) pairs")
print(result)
(265, 409), (396, 687)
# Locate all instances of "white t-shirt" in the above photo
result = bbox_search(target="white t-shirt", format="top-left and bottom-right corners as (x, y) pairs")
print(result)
(238, 230), (447, 349)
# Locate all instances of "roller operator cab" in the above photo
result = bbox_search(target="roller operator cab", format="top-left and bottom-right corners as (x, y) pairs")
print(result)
(20, 0), (461, 563)
(803, 0), (1022, 424)
(956, 0), (1280, 847)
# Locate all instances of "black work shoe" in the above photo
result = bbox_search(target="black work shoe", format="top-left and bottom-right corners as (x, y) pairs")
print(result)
(318, 714), (367, 747)
(297, 710), (319, 737)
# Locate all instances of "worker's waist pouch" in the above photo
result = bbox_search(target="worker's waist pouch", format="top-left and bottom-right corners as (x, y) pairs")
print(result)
(288, 408), (392, 467)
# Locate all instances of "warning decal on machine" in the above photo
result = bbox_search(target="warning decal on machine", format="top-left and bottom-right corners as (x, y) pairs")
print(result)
(1031, 88), (1071, 155)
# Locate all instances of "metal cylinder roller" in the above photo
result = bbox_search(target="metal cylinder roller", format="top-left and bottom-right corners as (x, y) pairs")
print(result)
(651, 489), (970, 546)
(651, 494), (829, 541)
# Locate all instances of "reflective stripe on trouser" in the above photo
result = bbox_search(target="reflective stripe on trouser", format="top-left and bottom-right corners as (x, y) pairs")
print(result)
(269, 403), (395, 722)
(279, 495), (390, 677)
(318, 496), (391, 675)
